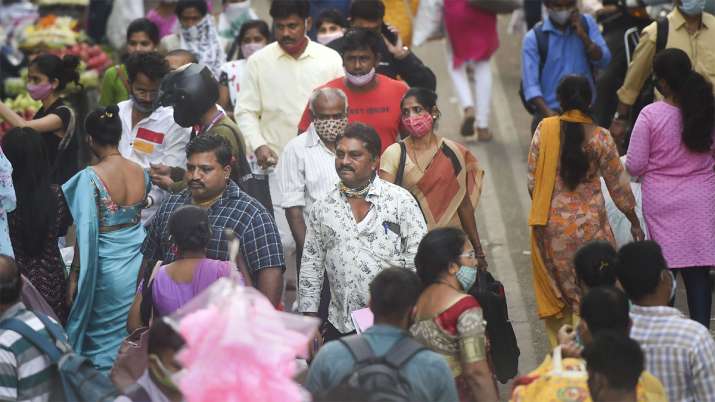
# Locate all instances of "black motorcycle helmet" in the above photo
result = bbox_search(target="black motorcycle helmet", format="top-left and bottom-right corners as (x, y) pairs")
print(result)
(157, 63), (218, 128)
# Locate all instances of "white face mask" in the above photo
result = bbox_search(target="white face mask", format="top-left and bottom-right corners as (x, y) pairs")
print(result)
(317, 31), (343, 45)
(548, 8), (573, 26)
(241, 42), (264, 58)
(225, 1), (252, 21)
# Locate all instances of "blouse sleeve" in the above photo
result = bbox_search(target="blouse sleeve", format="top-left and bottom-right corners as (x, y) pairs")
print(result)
(457, 299), (488, 364)
(380, 142), (402, 177)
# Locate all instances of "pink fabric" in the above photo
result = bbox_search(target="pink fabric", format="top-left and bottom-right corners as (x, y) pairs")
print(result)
(146, 9), (177, 39)
(626, 101), (715, 268)
(443, 0), (499, 68)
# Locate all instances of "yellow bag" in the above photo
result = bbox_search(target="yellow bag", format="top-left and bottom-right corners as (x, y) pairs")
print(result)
(511, 347), (590, 402)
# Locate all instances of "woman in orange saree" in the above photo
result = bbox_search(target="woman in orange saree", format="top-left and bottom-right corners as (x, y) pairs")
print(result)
(380, 88), (487, 269)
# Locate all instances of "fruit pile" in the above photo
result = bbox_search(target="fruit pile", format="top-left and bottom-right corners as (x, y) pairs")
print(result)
(38, 0), (89, 5)
(19, 15), (79, 49)
(51, 42), (112, 73)
(0, 93), (43, 134)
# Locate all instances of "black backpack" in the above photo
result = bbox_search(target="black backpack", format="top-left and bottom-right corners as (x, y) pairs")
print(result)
(519, 15), (590, 114)
(468, 269), (520, 383)
(329, 335), (427, 402)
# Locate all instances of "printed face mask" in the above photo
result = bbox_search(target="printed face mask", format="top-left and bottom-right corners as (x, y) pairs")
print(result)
(314, 116), (348, 142)
(402, 113), (434, 138)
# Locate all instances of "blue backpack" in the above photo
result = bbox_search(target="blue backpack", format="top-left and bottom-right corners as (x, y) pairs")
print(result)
(0, 313), (118, 402)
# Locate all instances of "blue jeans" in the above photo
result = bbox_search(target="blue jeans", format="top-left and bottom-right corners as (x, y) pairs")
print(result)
(673, 267), (713, 329)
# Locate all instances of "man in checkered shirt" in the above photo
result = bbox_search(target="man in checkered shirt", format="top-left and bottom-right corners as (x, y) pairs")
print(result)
(616, 241), (715, 402)
(142, 135), (285, 306)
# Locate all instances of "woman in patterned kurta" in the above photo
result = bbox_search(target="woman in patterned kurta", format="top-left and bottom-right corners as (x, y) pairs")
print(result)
(528, 76), (641, 346)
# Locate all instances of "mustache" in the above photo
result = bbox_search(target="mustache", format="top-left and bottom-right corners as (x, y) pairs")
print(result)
(338, 166), (354, 172)
(189, 180), (204, 187)
(279, 37), (295, 43)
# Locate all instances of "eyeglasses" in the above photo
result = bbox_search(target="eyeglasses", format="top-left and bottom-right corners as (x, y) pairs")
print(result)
(460, 250), (476, 259)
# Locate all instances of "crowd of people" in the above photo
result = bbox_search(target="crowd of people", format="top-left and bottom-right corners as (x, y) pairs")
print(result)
(0, 0), (712, 401)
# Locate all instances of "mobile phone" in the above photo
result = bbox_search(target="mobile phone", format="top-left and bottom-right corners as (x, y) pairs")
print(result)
(381, 23), (398, 45)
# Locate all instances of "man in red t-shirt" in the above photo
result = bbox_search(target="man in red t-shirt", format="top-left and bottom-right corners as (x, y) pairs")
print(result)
(298, 29), (408, 154)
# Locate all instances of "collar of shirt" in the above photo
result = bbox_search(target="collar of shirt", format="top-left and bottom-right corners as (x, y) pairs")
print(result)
(0, 302), (24, 321)
(275, 38), (320, 61)
(306, 123), (335, 153)
(180, 179), (241, 207)
(630, 304), (686, 319)
(671, 7), (712, 31)
(118, 100), (170, 126)
(542, 16), (577, 35)
(336, 175), (384, 201)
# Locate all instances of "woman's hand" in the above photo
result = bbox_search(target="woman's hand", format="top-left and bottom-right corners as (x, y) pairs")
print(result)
(630, 223), (645, 242)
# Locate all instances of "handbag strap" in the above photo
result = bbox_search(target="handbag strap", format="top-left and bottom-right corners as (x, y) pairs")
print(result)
(395, 142), (407, 186)
(214, 123), (251, 181)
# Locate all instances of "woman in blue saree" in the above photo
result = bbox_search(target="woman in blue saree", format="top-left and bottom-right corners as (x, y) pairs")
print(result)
(63, 105), (150, 371)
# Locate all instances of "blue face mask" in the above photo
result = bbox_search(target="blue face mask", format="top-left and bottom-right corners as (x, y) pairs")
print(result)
(456, 266), (477, 291)
(680, 0), (705, 16)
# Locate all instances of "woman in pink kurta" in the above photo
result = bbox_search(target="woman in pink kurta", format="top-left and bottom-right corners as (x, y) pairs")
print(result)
(444, 0), (499, 141)
(626, 49), (715, 328)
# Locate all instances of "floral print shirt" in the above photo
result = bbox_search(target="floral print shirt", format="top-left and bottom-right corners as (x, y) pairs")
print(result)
(0, 147), (16, 257)
(298, 177), (427, 333)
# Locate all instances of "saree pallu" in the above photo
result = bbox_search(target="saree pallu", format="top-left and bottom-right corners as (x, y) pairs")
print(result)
(63, 169), (145, 372)
(402, 138), (483, 229)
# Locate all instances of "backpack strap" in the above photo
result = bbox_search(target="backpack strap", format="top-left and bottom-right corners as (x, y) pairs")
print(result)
(214, 123), (251, 180)
(339, 335), (376, 364)
(0, 318), (62, 363)
(395, 142), (407, 186)
(533, 22), (549, 77)
(656, 18), (668, 53)
(382, 337), (427, 369)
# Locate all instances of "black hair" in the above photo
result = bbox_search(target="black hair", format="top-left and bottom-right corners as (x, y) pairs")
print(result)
(148, 318), (185, 355)
(415, 228), (466, 286)
(583, 331), (644, 394)
(316, 8), (349, 31)
(350, 0), (386, 20)
(0, 255), (22, 305)
(169, 205), (211, 253)
(338, 122), (381, 159)
(401, 87), (438, 110)
(186, 134), (232, 167)
(654, 48), (714, 153)
(126, 18), (161, 45)
(269, 0), (310, 20)
(166, 49), (199, 64)
(3, 128), (57, 257)
(228, 19), (272, 60)
(29, 54), (80, 91)
(125, 51), (170, 83)
(556, 75), (593, 190)
(574, 241), (617, 290)
(369, 267), (422, 321)
(616, 241), (667, 302)
(176, 0), (208, 18)
(85, 105), (122, 146)
(341, 28), (381, 57)
(580, 286), (630, 336)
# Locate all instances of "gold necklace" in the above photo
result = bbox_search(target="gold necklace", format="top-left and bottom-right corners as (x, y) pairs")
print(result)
(192, 192), (223, 208)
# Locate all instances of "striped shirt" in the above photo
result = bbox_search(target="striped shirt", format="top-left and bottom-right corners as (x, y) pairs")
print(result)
(275, 124), (339, 216)
(0, 303), (61, 402)
(629, 305), (715, 402)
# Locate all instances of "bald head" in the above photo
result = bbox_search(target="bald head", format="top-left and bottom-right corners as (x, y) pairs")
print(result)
(0, 255), (21, 305)
(309, 87), (348, 117)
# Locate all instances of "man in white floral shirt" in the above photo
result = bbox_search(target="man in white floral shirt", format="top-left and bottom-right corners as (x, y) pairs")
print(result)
(298, 122), (427, 343)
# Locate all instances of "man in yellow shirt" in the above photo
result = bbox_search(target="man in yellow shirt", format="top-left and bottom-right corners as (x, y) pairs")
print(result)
(610, 2), (715, 147)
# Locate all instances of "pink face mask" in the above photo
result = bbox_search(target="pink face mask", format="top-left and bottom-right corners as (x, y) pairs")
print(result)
(241, 42), (264, 59)
(26, 82), (53, 101)
(402, 113), (434, 138)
